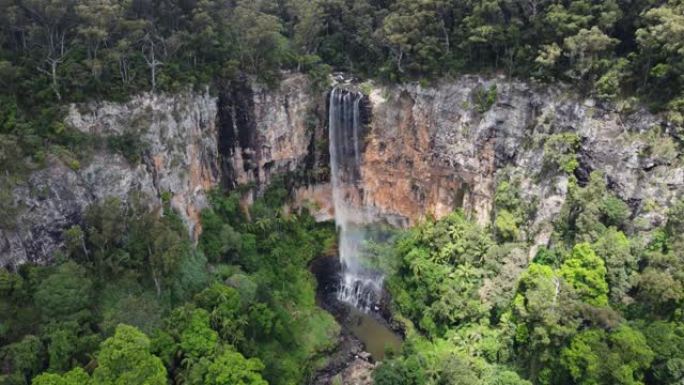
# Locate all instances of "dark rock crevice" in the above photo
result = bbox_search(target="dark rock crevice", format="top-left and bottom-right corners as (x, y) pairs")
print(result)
(217, 75), (259, 190)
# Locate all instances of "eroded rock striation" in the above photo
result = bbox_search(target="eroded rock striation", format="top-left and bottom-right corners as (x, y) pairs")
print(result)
(1, 91), (219, 267)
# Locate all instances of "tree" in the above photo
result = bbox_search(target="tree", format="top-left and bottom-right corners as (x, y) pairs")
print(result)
(75, 0), (121, 77)
(486, 369), (533, 385)
(512, 263), (579, 382)
(147, 217), (189, 296)
(43, 321), (98, 372)
(543, 133), (580, 174)
(594, 58), (628, 100)
(231, 0), (288, 80)
(179, 309), (218, 361)
(194, 284), (246, 345)
(21, 0), (78, 100)
(388, 211), (493, 336)
(312, 0), (383, 73)
(592, 228), (636, 304)
(380, 0), (449, 76)
(666, 199), (684, 236)
(32, 367), (90, 385)
(196, 349), (268, 385)
(100, 292), (164, 335)
(495, 210), (519, 242)
(635, 0), (684, 110)
(92, 324), (167, 385)
(141, 30), (164, 92)
(559, 243), (609, 306)
(107, 16), (146, 87)
(63, 225), (88, 260)
(34, 261), (93, 322)
(555, 172), (628, 244)
(461, 0), (512, 70)
(199, 210), (242, 262)
(642, 321), (684, 384)
(0, 334), (44, 383)
(543, 2), (592, 40)
(84, 197), (127, 273)
(288, 0), (325, 57)
(634, 201), (684, 316)
(561, 325), (653, 385)
(564, 27), (618, 87)
(125, 207), (191, 296)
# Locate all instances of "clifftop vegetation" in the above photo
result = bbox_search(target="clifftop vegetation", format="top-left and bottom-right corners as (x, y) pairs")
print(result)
(1, 0), (683, 159)
(2, 0), (684, 103)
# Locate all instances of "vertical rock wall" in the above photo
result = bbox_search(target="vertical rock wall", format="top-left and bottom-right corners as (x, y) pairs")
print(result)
(1, 73), (682, 267)
(0, 75), (323, 267)
(0, 91), (220, 267)
(353, 76), (683, 251)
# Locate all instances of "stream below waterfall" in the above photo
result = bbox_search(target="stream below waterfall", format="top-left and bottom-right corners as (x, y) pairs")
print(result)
(345, 306), (402, 360)
(310, 254), (402, 363)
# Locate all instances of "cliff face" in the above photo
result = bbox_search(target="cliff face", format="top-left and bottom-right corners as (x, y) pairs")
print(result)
(357, 76), (683, 250)
(217, 75), (322, 192)
(1, 73), (682, 266)
(0, 91), (219, 267)
(0, 75), (319, 267)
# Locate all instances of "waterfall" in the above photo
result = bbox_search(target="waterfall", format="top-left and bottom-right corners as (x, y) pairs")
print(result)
(328, 87), (382, 312)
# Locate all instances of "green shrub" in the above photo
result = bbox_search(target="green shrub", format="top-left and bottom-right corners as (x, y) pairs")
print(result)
(495, 209), (519, 242)
(600, 195), (630, 228)
(300, 55), (332, 92)
(559, 243), (609, 306)
(543, 132), (580, 173)
(474, 84), (498, 113)
(107, 131), (148, 164)
(68, 159), (80, 171)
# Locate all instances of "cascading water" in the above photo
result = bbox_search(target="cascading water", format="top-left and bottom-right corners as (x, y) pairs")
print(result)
(329, 87), (383, 312)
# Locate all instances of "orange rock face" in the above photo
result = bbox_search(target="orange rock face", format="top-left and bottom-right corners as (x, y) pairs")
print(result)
(292, 81), (498, 228)
(360, 100), (466, 226)
(355, 86), (496, 227)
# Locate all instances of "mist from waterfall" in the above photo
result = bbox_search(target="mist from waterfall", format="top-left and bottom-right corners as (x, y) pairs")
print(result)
(328, 87), (383, 312)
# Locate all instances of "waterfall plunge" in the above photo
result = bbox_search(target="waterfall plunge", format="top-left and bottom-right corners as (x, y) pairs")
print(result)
(329, 87), (382, 312)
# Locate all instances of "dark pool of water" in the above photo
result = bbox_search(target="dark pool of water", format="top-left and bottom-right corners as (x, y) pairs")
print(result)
(345, 305), (402, 360)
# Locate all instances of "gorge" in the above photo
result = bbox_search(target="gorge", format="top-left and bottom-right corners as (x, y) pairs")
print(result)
(1, 74), (683, 385)
(5, 1), (684, 383)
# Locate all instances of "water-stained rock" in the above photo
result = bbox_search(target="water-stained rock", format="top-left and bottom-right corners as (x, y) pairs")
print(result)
(0, 75), (321, 267)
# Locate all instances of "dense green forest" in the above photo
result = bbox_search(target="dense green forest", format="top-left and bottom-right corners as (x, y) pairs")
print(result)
(3, 172), (684, 385)
(0, 0), (683, 105)
(373, 171), (684, 385)
(1, 182), (340, 385)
